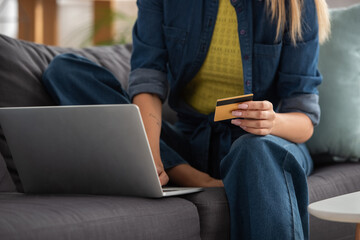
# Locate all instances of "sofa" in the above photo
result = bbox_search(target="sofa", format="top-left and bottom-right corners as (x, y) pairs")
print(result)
(0, 1), (360, 239)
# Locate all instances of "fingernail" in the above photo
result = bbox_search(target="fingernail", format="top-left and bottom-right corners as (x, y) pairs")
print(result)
(238, 104), (248, 109)
(232, 111), (242, 117)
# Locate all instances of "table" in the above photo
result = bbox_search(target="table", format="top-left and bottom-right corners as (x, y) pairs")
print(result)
(17, 0), (115, 45)
(308, 191), (360, 240)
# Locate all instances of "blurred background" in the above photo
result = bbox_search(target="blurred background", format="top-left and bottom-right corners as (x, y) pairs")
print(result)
(0, 0), (358, 48)
(0, 0), (137, 47)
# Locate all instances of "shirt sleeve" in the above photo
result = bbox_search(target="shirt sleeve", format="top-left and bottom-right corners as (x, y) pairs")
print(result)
(128, 0), (169, 102)
(277, 0), (322, 126)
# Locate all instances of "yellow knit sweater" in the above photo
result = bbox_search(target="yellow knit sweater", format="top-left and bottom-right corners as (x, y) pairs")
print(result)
(182, 0), (244, 115)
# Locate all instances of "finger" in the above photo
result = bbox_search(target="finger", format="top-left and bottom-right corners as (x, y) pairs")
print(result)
(159, 172), (169, 186)
(237, 125), (271, 136)
(231, 119), (272, 135)
(232, 110), (271, 120)
(242, 126), (271, 136)
(237, 101), (272, 111)
(233, 119), (273, 129)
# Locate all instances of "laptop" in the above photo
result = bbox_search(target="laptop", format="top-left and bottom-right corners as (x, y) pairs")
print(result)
(0, 105), (203, 198)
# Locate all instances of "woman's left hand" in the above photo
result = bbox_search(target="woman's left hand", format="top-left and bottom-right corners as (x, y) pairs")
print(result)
(231, 101), (276, 136)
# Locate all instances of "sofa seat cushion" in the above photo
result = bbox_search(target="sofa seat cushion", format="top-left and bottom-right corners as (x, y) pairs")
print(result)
(308, 163), (360, 202)
(0, 194), (200, 240)
(308, 163), (360, 240)
(182, 187), (230, 240)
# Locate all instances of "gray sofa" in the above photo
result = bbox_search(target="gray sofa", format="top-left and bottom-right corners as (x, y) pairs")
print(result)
(0, 1), (360, 239)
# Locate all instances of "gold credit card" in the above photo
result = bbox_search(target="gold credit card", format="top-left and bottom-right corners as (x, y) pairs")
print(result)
(214, 93), (254, 122)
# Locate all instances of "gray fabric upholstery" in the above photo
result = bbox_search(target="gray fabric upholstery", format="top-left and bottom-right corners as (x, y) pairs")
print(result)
(0, 153), (16, 192)
(182, 188), (230, 240)
(0, 34), (131, 190)
(180, 164), (360, 240)
(0, 193), (200, 240)
(308, 163), (360, 240)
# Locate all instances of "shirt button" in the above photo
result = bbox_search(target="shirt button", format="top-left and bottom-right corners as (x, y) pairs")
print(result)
(208, 18), (213, 27)
(201, 44), (206, 52)
(244, 55), (249, 60)
(246, 81), (251, 86)
(232, 0), (237, 3)
(240, 29), (246, 35)
(236, 7), (242, 13)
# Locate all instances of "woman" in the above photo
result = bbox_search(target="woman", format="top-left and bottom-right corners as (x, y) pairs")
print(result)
(42, 0), (330, 239)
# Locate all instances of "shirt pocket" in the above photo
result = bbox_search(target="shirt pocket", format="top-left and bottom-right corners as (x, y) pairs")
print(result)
(253, 42), (282, 95)
(162, 25), (188, 77)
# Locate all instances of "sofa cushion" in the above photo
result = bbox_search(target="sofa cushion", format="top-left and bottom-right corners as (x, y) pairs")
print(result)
(0, 193), (200, 240)
(0, 153), (16, 192)
(306, 4), (360, 162)
(0, 34), (131, 190)
(181, 187), (230, 240)
(308, 163), (360, 240)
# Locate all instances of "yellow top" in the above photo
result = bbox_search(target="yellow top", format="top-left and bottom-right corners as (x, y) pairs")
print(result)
(182, 0), (244, 115)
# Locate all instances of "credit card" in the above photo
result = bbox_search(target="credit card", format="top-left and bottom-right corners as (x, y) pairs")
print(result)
(214, 93), (254, 122)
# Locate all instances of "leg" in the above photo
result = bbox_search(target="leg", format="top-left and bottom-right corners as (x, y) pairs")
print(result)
(42, 53), (130, 105)
(161, 121), (223, 187)
(220, 134), (313, 240)
(42, 53), (221, 187)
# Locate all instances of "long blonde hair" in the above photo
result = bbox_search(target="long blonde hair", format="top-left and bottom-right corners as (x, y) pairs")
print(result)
(266, 0), (331, 45)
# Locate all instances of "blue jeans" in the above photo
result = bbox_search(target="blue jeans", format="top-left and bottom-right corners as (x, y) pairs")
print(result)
(42, 54), (313, 240)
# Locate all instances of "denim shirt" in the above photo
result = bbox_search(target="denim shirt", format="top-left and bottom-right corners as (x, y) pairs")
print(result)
(128, 0), (322, 126)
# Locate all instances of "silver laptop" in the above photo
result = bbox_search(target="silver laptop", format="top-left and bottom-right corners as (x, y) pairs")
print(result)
(0, 105), (202, 198)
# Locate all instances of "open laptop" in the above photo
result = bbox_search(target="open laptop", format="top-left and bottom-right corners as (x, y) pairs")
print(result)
(0, 105), (203, 198)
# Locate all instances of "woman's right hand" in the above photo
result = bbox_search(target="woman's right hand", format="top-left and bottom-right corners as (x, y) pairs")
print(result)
(155, 160), (169, 186)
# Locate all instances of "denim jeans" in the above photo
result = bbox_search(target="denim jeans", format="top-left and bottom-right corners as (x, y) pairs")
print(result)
(42, 53), (313, 240)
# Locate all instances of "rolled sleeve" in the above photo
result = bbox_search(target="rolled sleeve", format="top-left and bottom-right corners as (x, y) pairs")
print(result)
(278, 94), (321, 126)
(277, 70), (322, 97)
(129, 0), (169, 101)
(128, 68), (168, 102)
(277, 0), (322, 126)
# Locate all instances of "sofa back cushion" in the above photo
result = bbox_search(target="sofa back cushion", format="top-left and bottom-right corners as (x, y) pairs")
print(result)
(306, 4), (360, 162)
(0, 34), (131, 190)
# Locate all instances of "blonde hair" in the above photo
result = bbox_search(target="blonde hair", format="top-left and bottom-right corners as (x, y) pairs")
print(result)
(266, 0), (331, 45)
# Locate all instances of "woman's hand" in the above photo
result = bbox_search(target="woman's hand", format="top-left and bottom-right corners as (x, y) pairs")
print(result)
(230, 100), (314, 143)
(155, 158), (169, 186)
(231, 101), (276, 136)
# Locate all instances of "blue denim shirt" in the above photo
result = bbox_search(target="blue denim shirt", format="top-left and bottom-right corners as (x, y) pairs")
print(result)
(128, 0), (322, 126)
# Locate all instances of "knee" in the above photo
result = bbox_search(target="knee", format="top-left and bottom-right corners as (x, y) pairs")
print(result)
(231, 134), (289, 158)
(220, 134), (287, 176)
(44, 54), (97, 94)
(42, 54), (74, 86)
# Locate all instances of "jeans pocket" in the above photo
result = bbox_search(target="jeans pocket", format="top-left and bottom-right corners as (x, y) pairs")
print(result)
(162, 25), (188, 77)
(253, 42), (282, 95)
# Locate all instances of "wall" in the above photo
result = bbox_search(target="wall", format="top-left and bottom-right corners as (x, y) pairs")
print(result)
(0, 0), (18, 38)
(0, 0), (137, 47)
(58, 0), (137, 47)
